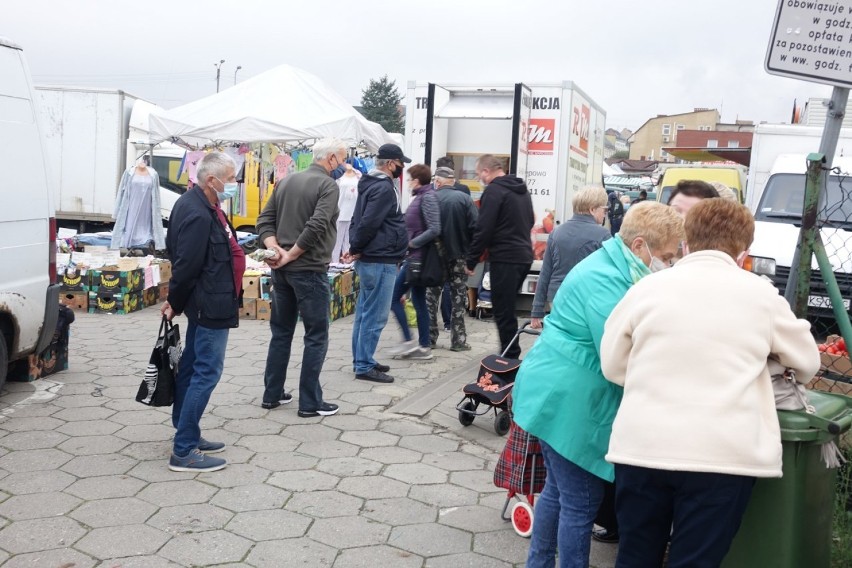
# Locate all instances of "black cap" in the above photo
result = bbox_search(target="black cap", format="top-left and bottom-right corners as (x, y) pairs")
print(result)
(377, 143), (411, 163)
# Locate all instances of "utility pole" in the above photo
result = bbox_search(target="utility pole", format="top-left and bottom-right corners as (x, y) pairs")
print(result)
(215, 59), (225, 93)
(234, 65), (242, 85)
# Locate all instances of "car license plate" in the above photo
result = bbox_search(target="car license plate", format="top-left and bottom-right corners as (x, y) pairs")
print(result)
(808, 295), (851, 310)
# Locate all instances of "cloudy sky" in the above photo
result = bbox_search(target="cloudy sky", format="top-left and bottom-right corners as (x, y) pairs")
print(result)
(4, 0), (833, 131)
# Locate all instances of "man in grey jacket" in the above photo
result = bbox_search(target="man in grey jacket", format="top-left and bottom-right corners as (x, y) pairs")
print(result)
(256, 138), (346, 417)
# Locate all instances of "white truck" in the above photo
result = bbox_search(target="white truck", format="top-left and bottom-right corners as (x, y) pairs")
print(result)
(403, 81), (606, 309)
(34, 86), (182, 231)
(746, 123), (852, 319)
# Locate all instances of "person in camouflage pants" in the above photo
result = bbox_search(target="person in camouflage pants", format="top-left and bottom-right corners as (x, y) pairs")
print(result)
(428, 168), (478, 351)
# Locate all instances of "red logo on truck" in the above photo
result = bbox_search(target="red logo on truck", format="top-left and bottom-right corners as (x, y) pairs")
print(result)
(572, 104), (590, 156)
(527, 119), (555, 155)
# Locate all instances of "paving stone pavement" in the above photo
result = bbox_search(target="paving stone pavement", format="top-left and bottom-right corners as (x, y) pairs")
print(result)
(0, 306), (618, 567)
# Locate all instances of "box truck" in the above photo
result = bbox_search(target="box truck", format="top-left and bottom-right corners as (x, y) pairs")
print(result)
(746, 123), (852, 320)
(403, 81), (606, 309)
(34, 86), (183, 231)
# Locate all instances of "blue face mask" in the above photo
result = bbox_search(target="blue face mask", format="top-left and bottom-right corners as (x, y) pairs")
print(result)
(216, 179), (239, 202)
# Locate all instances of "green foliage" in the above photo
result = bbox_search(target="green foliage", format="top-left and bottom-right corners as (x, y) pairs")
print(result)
(610, 150), (630, 160)
(360, 75), (403, 134)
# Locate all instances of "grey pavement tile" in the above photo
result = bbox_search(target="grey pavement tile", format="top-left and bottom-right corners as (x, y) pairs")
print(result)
(424, 552), (513, 568)
(479, 492), (512, 511)
(409, 484), (481, 508)
(52, 394), (110, 409)
(332, 545), (423, 568)
(56, 419), (122, 437)
(57, 434), (130, 456)
(362, 497), (439, 526)
(113, 424), (176, 443)
(449, 470), (506, 493)
(0, 416), (65, 433)
(336, 476), (409, 500)
(308, 515), (391, 549)
(209, 403), (268, 420)
(61, 453), (137, 478)
(0, 492), (81, 521)
(105, 398), (153, 412)
(70, 497), (158, 528)
(384, 463), (449, 485)
(0, 470), (76, 495)
(0, 516), (86, 554)
(137, 480), (218, 507)
(0, 449), (73, 472)
(264, 410), (323, 426)
(235, 434), (300, 453)
(296, 440), (359, 459)
(473, 529), (531, 564)
(358, 446), (423, 465)
(285, 490), (364, 519)
(0, 430), (68, 451)
(227, 509), (312, 541)
(0, 404), (62, 419)
(99, 386), (141, 400)
(246, 537), (337, 568)
(107, 409), (169, 426)
(198, 463), (270, 488)
(338, 430), (399, 448)
(320, 415), (378, 431)
(210, 392), (257, 407)
(65, 474), (147, 500)
(338, 391), (393, 406)
(126, 459), (196, 483)
(421, 451), (486, 472)
(75, 524), (170, 559)
(0, 548), (95, 568)
(223, 418), (283, 436)
(398, 434), (460, 454)
(388, 523), (472, 557)
(281, 424), (341, 443)
(267, 470), (339, 492)
(316, 456), (383, 477)
(146, 503), (235, 534)
(210, 484), (291, 513)
(92, 555), (183, 568)
(158, 529), (253, 566)
(120, 440), (171, 461)
(52, 406), (116, 422)
(438, 505), (508, 533)
(249, 451), (318, 472)
(212, 444), (255, 465)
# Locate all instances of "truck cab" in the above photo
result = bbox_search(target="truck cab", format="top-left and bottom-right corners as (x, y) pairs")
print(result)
(657, 164), (746, 204)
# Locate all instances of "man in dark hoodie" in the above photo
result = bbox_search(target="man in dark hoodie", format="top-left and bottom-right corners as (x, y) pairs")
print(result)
(465, 154), (534, 359)
(345, 144), (410, 384)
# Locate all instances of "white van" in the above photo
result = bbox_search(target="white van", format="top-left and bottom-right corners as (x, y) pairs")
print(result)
(747, 153), (852, 317)
(0, 37), (60, 389)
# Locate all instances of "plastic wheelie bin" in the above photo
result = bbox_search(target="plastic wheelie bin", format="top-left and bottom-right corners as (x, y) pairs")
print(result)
(722, 390), (852, 568)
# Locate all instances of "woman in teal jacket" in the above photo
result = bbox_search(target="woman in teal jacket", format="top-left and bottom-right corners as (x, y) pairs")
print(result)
(512, 201), (684, 568)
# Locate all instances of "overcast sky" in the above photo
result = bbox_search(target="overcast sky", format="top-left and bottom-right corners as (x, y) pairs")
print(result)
(4, 0), (834, 131)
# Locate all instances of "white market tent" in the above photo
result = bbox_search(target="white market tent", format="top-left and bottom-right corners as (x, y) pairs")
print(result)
(149, 64), (396, 151)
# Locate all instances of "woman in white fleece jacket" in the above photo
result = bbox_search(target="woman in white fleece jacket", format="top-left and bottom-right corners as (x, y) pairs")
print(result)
(600, 199), (820, 568)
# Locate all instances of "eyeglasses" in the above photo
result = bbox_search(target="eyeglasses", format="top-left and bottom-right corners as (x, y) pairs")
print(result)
(597, 205), (610, 211)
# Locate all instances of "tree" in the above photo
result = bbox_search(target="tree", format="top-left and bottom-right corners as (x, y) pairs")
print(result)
(360, 75), (403, 133)
(611, 150), (630, 160)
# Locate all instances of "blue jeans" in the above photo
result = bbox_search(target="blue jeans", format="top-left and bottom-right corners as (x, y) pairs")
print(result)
(389, 262), (430, 347)
(527, 441), (605, 568)
(352, 261), (397, 374)
(263, 270), (329, 412)
(172, 319), (229, 457)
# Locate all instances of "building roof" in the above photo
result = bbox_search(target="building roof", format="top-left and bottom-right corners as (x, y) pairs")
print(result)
(663, 147), (751, 166)
(629, 108), (720, 140)
(605, 158), (659, 173)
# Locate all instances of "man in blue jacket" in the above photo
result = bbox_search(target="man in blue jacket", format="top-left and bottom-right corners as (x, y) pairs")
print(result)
(162, 152), (244, 473)
(345, 144), (409, 384)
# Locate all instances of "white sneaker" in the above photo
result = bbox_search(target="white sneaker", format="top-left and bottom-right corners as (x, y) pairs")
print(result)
(406, 346), (433, 361)
(390, 340), (418, 356)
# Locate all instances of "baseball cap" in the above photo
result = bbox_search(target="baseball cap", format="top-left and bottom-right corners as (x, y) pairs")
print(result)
(377, 144), (411, 163)
(434, 166), (455, 179)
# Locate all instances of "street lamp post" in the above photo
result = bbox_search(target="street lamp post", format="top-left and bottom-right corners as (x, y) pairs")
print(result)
(215, 59), (225, 93)
(234, 65), (242, 85)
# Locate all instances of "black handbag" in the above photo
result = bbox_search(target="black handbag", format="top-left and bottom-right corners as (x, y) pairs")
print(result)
(136, 316), (181, 406)
(407, 242), (444, 287)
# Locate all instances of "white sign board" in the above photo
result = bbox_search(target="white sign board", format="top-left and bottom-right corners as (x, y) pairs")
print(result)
(765, 0), (852, 88)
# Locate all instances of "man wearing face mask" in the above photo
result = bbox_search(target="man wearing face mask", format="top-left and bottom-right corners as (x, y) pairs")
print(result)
(162, 152), (244, 472)
(256, 138), (346, 417)
(345, 143), (410, 384)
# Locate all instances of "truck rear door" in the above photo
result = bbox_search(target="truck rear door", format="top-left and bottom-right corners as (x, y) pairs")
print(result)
(511, 83), (532, 181)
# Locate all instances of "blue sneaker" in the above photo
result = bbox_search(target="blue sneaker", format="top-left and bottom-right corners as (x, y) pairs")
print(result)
(169, 449), (227, 472)
(197, 437), (225, 454)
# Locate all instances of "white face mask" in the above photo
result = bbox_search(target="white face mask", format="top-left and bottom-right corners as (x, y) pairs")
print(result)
(645, 242), (669, 273)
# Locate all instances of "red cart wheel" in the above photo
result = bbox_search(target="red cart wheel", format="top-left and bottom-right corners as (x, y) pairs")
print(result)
(511, 501), (534, 538)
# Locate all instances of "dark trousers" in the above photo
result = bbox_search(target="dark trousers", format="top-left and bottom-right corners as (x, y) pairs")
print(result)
(594, 481), (619, 533)
(489, 262), (531, 359)
(440, 281), (451, 326)
(262, 270), (330, 412)
(614, 464), (755, 568)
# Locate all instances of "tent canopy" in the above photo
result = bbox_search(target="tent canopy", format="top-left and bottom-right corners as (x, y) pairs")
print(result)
(149, 64), (395, 151)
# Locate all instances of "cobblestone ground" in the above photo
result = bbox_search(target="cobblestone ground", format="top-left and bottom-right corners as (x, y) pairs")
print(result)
(0, 306), (617, 567)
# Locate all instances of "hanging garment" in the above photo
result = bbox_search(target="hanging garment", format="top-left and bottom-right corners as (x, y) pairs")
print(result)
(274, 154), (293, 183)
(110, 167), (166, 250)
(296, 152), (313, 171)
(185, 151), (206, 184)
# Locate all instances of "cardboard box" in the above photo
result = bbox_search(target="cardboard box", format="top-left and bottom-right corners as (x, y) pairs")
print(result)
(256, 299), (272, 320)
(59, 291), (88, 312)
(339, 270), (354, 297)
(8, 328), (70, 382)
(241, 298), (257, 319)
(260, 276), (273, 300)
(819, 334), (852, 377)
(87, 290), (142, 315)
(156, 260), (172, 283)
(158, 282), (169, 301)
(142, 287), (159, 307)
(90, 269), (144, 293)
(60, 268), (90, 292)
(243, 272), (261, 299)
(808, 375), (852, 396)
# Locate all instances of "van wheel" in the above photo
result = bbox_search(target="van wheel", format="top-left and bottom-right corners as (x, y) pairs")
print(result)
(0, 337), (7, 393)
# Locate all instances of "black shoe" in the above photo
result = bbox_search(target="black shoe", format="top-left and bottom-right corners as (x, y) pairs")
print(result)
(591, 527), (619, 544)
(261, 392), (293, 409)
(297, 402), (339, 418)
(355, 368), (395, 383)
(374, 362), (390, 373)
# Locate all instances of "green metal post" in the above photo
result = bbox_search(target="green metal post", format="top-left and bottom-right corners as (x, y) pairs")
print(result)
(791, 154), (825, 319)
(813, 240), (852, 351)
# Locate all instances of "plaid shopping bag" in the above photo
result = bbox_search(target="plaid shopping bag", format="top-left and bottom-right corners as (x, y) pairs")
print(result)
(494, 420), (546, 495)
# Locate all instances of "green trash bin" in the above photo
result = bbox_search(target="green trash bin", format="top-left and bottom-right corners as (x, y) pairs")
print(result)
(722, 391), (852, 568)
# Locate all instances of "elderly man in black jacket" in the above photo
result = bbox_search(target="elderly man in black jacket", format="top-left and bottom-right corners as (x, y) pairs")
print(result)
(162, 152), (244, 473)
